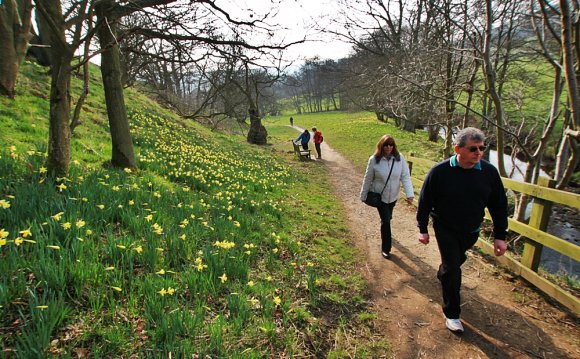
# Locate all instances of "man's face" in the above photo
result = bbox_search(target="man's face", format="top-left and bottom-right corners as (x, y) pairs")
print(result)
(455, 139), (485, 168)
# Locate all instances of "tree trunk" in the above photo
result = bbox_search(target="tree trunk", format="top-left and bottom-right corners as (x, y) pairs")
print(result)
(557, 0), (580, 189)
(483, 0), (507, 177)
(246, 107), (267, 145)
(0, 0), (32, 98)
(36, 0), (72, 177)
(428, 125), (439, 142)
(96, 1), (136, 169)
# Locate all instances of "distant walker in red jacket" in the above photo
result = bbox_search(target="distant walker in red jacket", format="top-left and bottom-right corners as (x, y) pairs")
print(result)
(312, 127), (323, 159)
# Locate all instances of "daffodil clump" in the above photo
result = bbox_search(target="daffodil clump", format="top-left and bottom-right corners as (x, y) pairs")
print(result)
(0, 111), (321, 357)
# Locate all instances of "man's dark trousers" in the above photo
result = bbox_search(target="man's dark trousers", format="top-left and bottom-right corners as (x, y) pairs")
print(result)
(433, 222), (480, 319)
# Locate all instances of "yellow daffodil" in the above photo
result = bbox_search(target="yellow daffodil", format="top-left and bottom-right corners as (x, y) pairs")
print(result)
(57, 183), (67, 191)
(116, 244), (126, 249)
(144, 214), (153, 222)
(85, 229), (93, 236)
(36, 305), (48, 310)
(14, 237), (23, 246)
(105, 266), (115, 271)
(124, 168), (132, 173)
(167, 287), (175, 295)
(128, 200), (135, 206)
(47, 245), (60, 250)
(179, 234), (186, 241)
(219, 273), (228, 283)
(1, 228), (10, 239)
(77, 237), (84, 242)
(112, 186), (120, 191)
(39, 166), (47, 174)
(19, 228), (32, 238)
(158, 288), (167, 296)
(247, 281), (254, 287)
(75, 219), (85, 228)
(0, 199), (10, 209)
(134, 246), (143, 254)
(111, 286), (122, 292)
(266, 276), (272, 282)
(156, 269), (166, 275)
(273, 296), (282, 306)
(0, 238), (6, 247)
(96, 204), (105, 210)
(62, 222), (71, 230)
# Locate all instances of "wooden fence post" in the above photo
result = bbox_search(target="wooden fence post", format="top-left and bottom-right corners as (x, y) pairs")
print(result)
(520, 177), (556, 272)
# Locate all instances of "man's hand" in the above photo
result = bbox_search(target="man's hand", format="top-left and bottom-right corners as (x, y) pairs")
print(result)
(493, 239), (507, 256)
(406, 197), (414, 205)
(419, 233), (429, 245)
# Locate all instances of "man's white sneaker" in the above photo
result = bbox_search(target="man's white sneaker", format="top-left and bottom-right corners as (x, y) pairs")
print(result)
(445, 318), (464, 333)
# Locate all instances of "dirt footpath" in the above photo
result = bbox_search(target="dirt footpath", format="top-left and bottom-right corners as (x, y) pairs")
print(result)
(314, 136), (579, 358)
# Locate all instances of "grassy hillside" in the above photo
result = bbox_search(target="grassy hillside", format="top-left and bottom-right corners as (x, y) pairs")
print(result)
(0, 62), (390, 357)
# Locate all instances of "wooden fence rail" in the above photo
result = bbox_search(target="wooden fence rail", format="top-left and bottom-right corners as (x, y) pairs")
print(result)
(406, 154), (580, 315)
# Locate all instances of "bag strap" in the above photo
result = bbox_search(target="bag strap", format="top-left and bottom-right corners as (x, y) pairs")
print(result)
(379, 158), (396, 195)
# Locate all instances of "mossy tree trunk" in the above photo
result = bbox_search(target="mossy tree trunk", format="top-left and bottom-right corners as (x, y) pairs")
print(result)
(247, 107), (267, 145)
(36, 0), (73, 177)
(0, 0), (32, 98)
(96, 0), (136, 169)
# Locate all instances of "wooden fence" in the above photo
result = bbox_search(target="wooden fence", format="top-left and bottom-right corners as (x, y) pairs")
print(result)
(406, 154), (580, 315)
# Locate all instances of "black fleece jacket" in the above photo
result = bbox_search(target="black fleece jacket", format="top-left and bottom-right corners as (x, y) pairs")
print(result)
(416, 158), (508, 240)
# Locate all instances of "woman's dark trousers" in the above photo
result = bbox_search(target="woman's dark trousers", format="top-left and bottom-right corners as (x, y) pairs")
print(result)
(433, 222), (479, 319)
(377, 201), (396, 254)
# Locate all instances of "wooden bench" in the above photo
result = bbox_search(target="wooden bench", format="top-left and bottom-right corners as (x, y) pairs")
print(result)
(292, 142), (311, 161)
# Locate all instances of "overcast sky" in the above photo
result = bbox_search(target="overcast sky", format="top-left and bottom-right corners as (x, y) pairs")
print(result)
(229, 0), (353, 62)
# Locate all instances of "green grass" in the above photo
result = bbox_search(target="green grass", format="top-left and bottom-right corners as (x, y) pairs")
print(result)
(264, 111), (443, 176)
(0, 61), (390, 357)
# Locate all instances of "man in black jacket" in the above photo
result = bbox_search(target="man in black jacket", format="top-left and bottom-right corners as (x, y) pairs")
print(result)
(416, 127), (508, 334)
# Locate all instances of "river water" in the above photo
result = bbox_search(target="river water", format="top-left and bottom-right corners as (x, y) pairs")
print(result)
(487, 150), (579, 279)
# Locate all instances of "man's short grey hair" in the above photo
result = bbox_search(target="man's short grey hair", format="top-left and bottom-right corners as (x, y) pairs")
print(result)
(454, 127), (485, 147)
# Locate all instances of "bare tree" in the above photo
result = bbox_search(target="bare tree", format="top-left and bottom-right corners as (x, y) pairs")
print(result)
(556, 0), (580, 189)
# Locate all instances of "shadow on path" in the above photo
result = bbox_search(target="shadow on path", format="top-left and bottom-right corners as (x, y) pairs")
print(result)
(286, 127), (578, 358)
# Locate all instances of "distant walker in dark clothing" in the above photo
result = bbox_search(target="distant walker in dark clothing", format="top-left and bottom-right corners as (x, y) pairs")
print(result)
(290, 116), (294, 126)
(416, 127), (508, 334)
